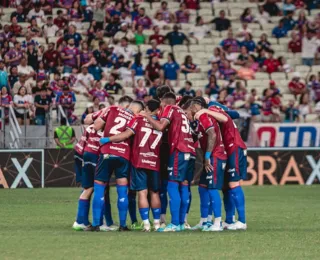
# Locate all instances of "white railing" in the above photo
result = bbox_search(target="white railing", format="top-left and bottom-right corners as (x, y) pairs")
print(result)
(57, 104), (70, 126)
(8, 105), (22, 148)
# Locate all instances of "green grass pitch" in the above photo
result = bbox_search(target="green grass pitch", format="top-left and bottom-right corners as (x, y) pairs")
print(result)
(0, 186), (319, 260)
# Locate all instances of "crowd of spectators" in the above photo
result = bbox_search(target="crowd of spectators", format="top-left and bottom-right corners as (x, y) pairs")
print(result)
(0, 0), (320, 125)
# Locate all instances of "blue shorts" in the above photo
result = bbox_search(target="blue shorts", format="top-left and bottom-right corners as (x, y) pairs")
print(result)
(168, 150), (192, 182)
(74, 151), (83, 183)
(199, 157), (226, 190)
(130, 166), (160, 192)
(186, 156), (195, 183)
(226, 147), (247, 182)
(95, 154), (130, 182)
(82, 152), (99, 188)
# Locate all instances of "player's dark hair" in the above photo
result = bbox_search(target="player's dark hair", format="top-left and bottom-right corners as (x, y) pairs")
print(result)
(191, 96), (208, 108)
(162, 92), (176, 101)
(146, 99), (160, 112)
(131, 100), (145, 110)
(156, 85), (172, 99)
(182, 100), (192, 110)
(119, 95), (133, 104)
(178, 96), (193, 108)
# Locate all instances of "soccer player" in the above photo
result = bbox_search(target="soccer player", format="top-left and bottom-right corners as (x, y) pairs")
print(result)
(179, 96), (197, 229)
(102, 99), (162, 231)
(155, 85), (173, 227)
(72, 126), (89, 230)
(90, 100), (144, 231)
(73, 125), (103, 230)
(83, 95), (133, 125)
(189, 97), (227, 231)
(140, 92), (195, 232)
(195, 103), (247, 230)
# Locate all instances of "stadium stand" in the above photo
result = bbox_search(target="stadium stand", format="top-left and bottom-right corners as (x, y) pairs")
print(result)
(0, 0), (320, 128)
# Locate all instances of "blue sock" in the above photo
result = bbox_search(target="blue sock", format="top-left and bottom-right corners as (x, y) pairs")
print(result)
(116, 185), (128, 227)
(151, 208), (161, 220)
(179, 184), (189, 225)
(223, 190), (235, 224)
(186, 185), (192, 214)
(198, 186), (209, 220)
(167, 181), (180, 226)
(76, 198), (90, 225)
(92, 182), (106, 227)
(104, 186), (113, 226)
(128, 190), (137, 224)
(208, 189), (222, 219)
(139, 207), (149, 221)
(230, 186), (246, 223)
(160, 180), (168, 214)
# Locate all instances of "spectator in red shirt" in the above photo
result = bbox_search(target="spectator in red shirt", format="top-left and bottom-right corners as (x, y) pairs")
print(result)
(133, 8), (153, 29)
(149, 26), (165, 44)
(43, 42), (59, 68)
(263, 49), (282, 74)
(54, 10), (68, 31)
(288, 72), (306, 97)
(288, 31), (302, 53)
(88, 81), (109, 102)
(270, 92), (282, 122)
(183, 0), (200, 10)
(9, 16), (23, 37)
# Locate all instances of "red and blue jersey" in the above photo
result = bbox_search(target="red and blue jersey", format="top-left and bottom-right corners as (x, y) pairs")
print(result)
(161, 105), (195, 154)
(100, 106), (133, 160)
(208, 106), (246, 155)
(197, 113), (227, 160)
(127, 115), (162, 171)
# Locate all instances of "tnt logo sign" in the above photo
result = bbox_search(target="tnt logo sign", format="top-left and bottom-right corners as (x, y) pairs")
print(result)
(254, 123), (320, 147)
(0, 150), (44, 188)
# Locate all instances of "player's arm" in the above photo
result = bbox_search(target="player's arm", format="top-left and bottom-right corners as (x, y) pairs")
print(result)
(93, 117), (105, 131)
(141, 112), (169, 131)
(84, 113), (94, 125)
(205, 128), (216, 173)
(195, 109), (228, 123)
(103, 129), (134, 144)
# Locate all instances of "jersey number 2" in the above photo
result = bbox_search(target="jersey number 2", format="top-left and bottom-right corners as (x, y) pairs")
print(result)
(110, 117), (127, 135)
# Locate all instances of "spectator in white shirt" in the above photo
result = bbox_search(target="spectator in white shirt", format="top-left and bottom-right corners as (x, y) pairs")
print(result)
(17, 57), (35, 81)
(153, 12), (169, 30)
(256, 5), (271, 25)
(114, 37), (135, 61)
(236, 22), (252, 41)
(74, 66), (94, 93)
(189, 16), (210, 43)
(42, 16), (59, 39)
(27, 4), (45, 23)
(114, 23), (135, 43)
(302, 30), (320, 66)
(13, 86), (34, 125)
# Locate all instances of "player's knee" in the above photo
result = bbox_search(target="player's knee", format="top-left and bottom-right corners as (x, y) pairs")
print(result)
(138, 189), (148, 198)
(94, 180), (105, 185)
(116, 178), (128, 186)
(80, 188), (93, 199)
(181, 180), (189, 186)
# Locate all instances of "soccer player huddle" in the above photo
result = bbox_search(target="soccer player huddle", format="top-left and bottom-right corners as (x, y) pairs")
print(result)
(72, 85), (247, 232)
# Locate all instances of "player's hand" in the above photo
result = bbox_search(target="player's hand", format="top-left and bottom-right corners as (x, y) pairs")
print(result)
(204, 159), (213, 173)
(100, 137), (110, 145)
